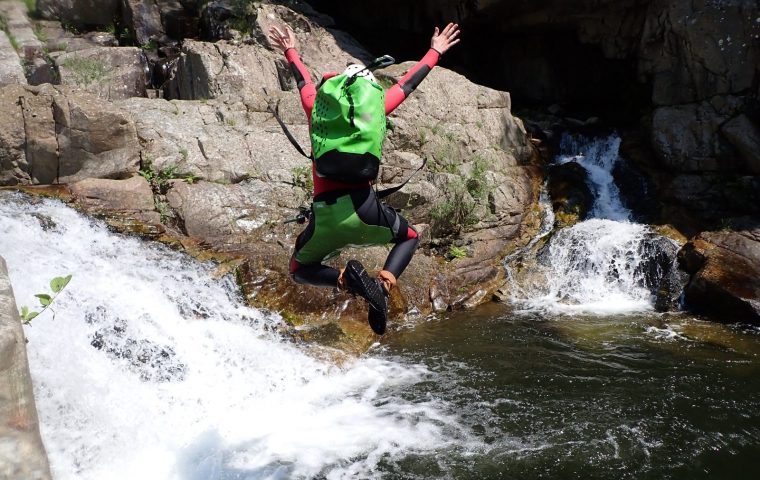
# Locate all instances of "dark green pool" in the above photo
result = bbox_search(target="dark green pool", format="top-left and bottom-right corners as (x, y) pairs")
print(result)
(376, 305), (760, 479)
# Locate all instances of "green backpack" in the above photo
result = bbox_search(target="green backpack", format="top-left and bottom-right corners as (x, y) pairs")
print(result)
(310, 74), (386, 183)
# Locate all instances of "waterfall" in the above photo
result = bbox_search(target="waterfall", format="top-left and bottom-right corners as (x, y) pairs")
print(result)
(509, 134), (678, 315)
(0, 192), (467, 480)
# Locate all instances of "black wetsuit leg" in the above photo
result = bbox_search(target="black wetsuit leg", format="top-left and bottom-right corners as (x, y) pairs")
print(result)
(353, 188), (420, 279)
(292, 263), (340, 288)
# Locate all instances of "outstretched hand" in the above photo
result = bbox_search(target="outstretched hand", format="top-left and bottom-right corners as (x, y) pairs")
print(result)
(268, 25), (297, 52)
(431, 23), (461, 55)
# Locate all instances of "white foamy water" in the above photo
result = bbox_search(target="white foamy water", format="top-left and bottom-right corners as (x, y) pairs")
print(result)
(521, 219), (656, 315)
(0, 192), (467, 480)
(510, 135), (669, 315)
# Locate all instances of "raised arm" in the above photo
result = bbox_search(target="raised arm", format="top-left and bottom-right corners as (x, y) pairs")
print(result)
(268, 25), (317, 121)
(385, 23), (461, 115)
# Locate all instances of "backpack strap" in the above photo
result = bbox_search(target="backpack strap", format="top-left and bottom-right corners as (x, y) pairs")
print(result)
(267, 102), (311, 159)
(376, 158), (427, 199)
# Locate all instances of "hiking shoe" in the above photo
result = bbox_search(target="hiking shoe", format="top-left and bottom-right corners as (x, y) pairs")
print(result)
(368, 290), (389, 335)
(343, 260), (385, 312)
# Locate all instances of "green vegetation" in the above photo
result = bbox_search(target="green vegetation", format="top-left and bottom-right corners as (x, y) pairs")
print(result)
(23, 0), (36, 14)
(430, 177), (476, 234)
(33, 24), (48, 43)
(139, 158), (179, 195)
(432, 141), (459, 174)
(154, 199), (172, 224)
(61, 56), (107, 86)
(430, 155), (493, 236)
(140, 38), (158, 51)
(225, 117), (237, 127)
(19, 275), (72, 324)
(447, 245), (467, 260)
(291, 165), (313, 193)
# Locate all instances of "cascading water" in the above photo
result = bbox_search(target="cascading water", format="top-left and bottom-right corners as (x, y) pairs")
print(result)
(0, 192), (472, 480)
(509, 134), (677, 315)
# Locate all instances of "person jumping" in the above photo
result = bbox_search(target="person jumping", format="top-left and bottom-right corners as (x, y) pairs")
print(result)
(268, 22), (461, 335)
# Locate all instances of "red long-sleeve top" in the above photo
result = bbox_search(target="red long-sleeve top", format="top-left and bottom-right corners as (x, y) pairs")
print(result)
(284, 48), (441, 196)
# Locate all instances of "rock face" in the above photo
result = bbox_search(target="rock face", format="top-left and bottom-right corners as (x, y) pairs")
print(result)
(56, 47), (149, 100)
(679, 229), (760, 325)
(0, 83), (140, 185)
(0, 257), (53, 479)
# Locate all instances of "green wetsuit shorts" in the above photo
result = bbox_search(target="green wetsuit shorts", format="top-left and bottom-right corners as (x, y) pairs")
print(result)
(293, 188), (414, 266)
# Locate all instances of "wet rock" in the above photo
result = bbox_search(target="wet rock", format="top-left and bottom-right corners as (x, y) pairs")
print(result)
(90, 318), (186, 382)
(612, 157), (658, 223)
(633, 232), (685, 312)
(0, 256), (53, 480)
(69, 176), (161, 226)
(678, 229), (760, 325)
(635, 233), (679, 293)
(547, 161), (593, 228)
(429, 276), (450, 312)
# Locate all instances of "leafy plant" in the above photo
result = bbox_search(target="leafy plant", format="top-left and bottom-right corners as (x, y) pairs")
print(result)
(291, 165), (313, 192)
(154, 199), (172, 223)
(19, 275), (72, 324)
(139, 159), (179, 194)
(467, 155), (493, 202)
(447, 245), (467, 260)
(140, 38), (158, 51)
(430, 177), (476, 235)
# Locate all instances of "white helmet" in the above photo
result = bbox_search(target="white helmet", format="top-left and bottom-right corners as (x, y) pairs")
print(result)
(343, 64), (377, 84)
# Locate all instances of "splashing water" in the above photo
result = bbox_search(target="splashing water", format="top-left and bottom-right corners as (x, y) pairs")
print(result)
(0, 192), (471, 480)
(510, 135), (676, 315)
(526, 219), (656, 314)
(557, 134), (629, 221)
